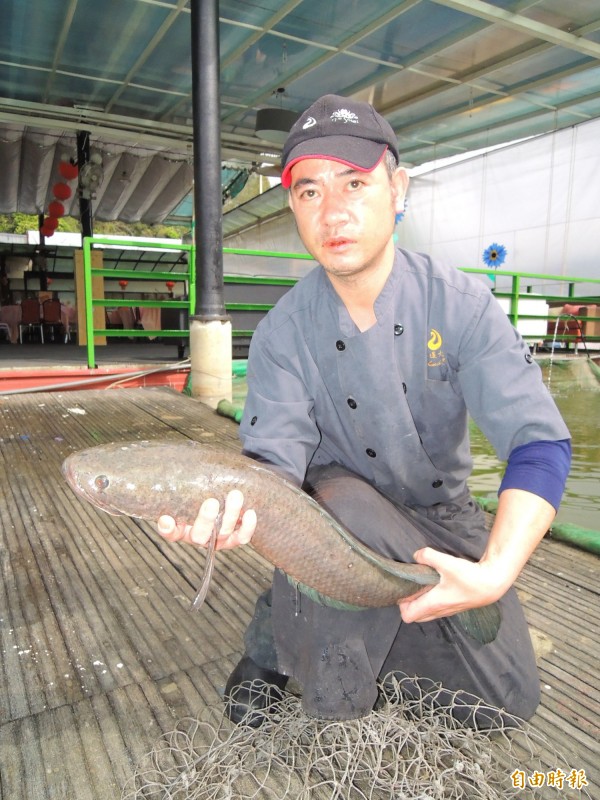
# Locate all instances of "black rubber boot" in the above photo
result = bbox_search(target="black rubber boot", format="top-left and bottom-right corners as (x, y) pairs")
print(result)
(224, 655), (289, 728)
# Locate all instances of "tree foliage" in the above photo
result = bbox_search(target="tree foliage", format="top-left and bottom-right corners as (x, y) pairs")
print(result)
(0, 213), (189, 240)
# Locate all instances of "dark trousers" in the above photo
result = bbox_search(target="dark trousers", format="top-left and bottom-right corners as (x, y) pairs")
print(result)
(244, 464), (540, 725)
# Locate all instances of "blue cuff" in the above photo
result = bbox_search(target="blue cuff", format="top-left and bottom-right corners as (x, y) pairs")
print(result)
(499, 439), (571, 511)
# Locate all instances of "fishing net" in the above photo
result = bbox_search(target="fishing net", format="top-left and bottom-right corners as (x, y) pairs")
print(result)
(121, 673), (588, 800)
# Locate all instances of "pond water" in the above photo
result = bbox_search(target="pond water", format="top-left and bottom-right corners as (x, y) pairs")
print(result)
(468, 359), (600, 531)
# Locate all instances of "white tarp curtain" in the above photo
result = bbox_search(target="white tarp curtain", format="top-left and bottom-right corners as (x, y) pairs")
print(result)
(0, 125), (193, 224)
(224, 117), (600, 292)
(398, 116), (600, 292)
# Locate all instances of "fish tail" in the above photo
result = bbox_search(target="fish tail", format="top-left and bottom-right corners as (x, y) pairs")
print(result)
(455, 602), (502, 644)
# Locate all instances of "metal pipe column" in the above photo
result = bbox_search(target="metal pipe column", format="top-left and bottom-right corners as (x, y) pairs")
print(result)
(188, 0), (233, 406)
(76, 131), (93, 239)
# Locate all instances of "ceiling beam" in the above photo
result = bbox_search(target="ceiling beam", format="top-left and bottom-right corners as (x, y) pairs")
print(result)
(219, 0), (424, 125)
(398, 86), (600, 161)
(105, 0), (189, 113)
(431, 0), (600, 60)
(43, 0), (79, 103)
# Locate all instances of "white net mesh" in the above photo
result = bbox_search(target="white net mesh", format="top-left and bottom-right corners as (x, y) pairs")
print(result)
(121, 674), (590, 800)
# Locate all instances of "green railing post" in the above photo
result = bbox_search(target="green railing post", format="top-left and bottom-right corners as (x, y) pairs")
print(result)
(510, 274), (521, 328)
(82, 237), (96, 369)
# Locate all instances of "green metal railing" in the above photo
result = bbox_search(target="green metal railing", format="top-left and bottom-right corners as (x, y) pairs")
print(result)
(462, 267), (600, 348)
(82, 237), (600, 368)
(82, 236), (196, 368)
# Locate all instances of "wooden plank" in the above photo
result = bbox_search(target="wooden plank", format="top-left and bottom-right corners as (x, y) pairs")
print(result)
(0, 388), (598, 800)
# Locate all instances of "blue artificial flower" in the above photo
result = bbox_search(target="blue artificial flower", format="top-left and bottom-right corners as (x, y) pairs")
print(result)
(482, 243), (507, 268)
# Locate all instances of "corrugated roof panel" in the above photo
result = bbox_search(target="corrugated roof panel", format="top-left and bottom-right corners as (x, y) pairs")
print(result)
(1, 0), (600, 223)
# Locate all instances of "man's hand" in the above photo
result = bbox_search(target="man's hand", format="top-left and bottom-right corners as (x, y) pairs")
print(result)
(398, 547), (505, 624)
(400, 488), (557, 624)
(157, 489), (257, 550)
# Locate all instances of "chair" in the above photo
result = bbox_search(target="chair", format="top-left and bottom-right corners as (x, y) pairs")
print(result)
(19, 299), (44, 344)
(0, 322), (11, 342)
(42, 299), (64, 342)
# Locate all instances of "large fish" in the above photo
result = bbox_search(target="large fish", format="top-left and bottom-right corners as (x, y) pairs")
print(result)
(61, 439), (501, 644)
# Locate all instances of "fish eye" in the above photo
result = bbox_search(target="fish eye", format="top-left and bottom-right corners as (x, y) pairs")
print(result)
(94, 474), (110, 491)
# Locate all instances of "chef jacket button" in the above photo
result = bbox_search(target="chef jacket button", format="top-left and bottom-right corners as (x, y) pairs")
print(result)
(366, 448), (376, 458)
(524, 353), (533, 363)
(250, 416), (257, 426)
(347, 398), (357, 409)
(394, 324), (404, 336)
(402, 382), (407, 394)
(432, 479), (443, 488)
(336, 340), (346, 351)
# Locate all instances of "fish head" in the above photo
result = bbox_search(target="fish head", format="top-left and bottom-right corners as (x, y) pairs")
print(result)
(61, 443), (146, 516)
(61, 439), (223, 524)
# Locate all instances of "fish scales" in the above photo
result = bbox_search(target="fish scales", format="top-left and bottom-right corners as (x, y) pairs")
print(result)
(61, 439), (501, 643)
(62, 439), (438, 608)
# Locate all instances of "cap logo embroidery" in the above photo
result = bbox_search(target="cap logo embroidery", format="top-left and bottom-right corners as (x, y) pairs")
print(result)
(302, 116), (317, 129)
(331, 108), (359, 124)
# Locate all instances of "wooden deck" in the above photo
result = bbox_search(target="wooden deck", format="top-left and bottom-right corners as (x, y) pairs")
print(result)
(0, 387), (597, 799)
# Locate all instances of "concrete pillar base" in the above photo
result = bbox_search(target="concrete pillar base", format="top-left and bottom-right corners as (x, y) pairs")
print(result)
(189, 318), (232, 407)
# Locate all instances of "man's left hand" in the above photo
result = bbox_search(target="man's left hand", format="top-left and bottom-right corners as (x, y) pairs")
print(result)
(398, 546), (505, 624)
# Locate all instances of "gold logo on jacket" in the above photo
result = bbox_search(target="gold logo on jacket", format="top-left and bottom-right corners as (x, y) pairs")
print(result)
(428, 328), (446, 367)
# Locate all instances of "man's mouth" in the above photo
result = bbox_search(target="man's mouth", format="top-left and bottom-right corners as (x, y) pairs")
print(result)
(323, 237), (355, 249)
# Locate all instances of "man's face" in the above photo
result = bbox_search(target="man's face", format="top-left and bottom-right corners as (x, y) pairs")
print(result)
(287, 157), (407, 282)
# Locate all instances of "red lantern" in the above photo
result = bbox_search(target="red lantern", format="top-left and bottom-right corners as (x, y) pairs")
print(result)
(53, 182), (72, 201)
(44, 216), (60, 231)
(118, 280), (128, 289)
(40, 223), (55, 238)
(48, 200), (65, 218)
(165, 281), (175, 291)
(59, 161), (79, 181)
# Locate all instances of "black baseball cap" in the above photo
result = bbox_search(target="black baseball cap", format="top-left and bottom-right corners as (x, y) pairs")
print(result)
(281, 94), (399, 188)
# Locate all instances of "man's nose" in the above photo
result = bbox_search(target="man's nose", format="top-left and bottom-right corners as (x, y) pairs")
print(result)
(320, 188), (350, 225)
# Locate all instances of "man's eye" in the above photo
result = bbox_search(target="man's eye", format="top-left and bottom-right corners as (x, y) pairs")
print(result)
(349, 179), (363, 189)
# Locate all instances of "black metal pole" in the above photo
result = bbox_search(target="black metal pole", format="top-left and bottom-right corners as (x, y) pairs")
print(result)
(190, 0), (226, 319)
(76, 130), (93, 239)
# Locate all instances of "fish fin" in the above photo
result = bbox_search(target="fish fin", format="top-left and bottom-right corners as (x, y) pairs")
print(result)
(455, 603), (502, 644)
(189, 524), (218, 611)
(287, 576), (367, 611)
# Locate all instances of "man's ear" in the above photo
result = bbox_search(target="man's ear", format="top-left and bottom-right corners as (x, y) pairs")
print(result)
(392, 168), (409, 213)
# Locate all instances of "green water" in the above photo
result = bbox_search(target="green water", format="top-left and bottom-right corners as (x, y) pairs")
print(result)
(468, 360), (600, 531)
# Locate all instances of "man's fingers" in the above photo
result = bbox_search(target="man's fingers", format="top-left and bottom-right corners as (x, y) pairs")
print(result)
(157, 515), (183, 541)
(190, 497), (221, 545)
(236, 508), (257, 545)
(157, 491), (255, 549)
(219, 489), (244, 538)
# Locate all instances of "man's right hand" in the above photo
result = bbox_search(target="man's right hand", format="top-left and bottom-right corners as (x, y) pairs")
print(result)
(157, 489), (256, 550)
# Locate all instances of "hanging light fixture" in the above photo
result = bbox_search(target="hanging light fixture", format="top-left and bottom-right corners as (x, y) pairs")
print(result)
(255, 88), (298, 144)
(255, 108), (299, 144)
